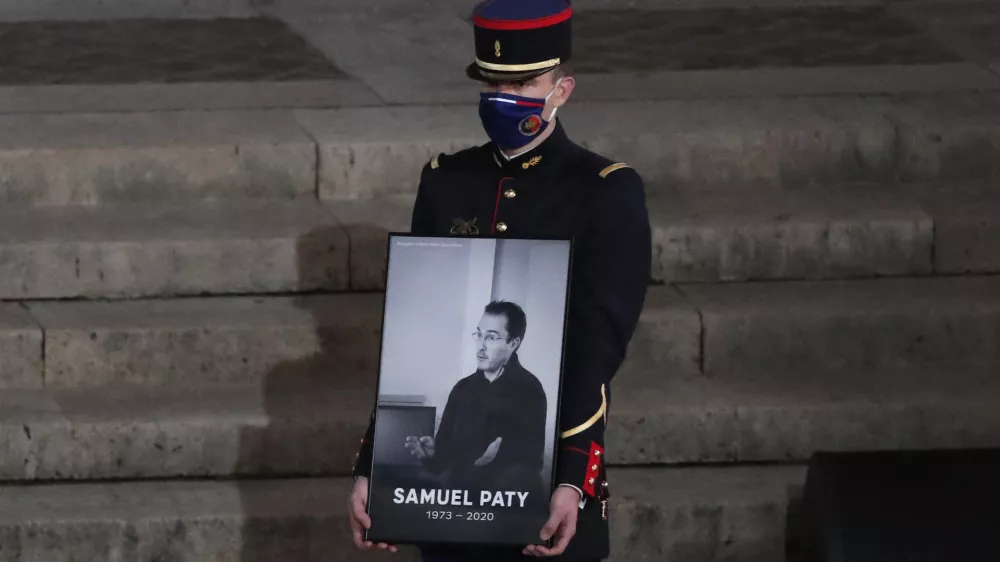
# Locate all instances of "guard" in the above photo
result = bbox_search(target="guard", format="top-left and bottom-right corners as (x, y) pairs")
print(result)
(348, 0), (652, 559)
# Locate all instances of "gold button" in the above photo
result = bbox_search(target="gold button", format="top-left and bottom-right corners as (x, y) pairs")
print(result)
(591, 464), (598, 471)
(504, 189), (516, 199)
(496, 222), (508, 232)
(594, 450), (601, 456)
(588, 477), (595, 485)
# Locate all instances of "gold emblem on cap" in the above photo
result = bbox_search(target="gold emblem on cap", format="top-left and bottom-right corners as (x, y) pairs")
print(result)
(494, 40), (501, 57)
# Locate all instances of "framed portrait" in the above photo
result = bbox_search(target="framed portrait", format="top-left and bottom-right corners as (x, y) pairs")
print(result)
(363, 234), (573, 548)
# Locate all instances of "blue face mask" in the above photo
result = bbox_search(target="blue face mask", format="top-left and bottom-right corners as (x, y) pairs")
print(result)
(478, 79), (562, 151)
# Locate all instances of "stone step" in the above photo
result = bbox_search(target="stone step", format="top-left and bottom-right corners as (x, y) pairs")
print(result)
(0, 384), (373, 481)
(629, 274), (1000, 382)
(340, 186), (952, 289)
(0, 465), (801, 562)
(0, 201), (350, 300)
(1, 369), (997, 480)
(213, 94), (1000, 197)
(1, 5), (997, 113)
(0, 0), (610, 21)
(21, 294), (384, 389)
(0, 110), (318, 206)
(611, 369), (1000, 466)
(342, 183), (1000, 286)
(3, 275), (1000, 389)
(1, 93), (999, 206)
(652, 187), (937, 283)
(4, 186), (996, 300)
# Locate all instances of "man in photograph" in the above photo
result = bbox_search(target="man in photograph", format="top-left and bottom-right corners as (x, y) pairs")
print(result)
(404, 300), (547, 502)
(349, 0), (652, 559)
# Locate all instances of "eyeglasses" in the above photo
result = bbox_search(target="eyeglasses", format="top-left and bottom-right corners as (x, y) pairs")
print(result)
(471, 330), (507, 344)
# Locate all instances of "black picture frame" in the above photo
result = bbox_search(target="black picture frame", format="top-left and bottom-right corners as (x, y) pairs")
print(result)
(362, 233), (575, 549)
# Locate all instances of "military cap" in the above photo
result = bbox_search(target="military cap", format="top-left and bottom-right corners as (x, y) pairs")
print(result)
(466, 0), (572, 83)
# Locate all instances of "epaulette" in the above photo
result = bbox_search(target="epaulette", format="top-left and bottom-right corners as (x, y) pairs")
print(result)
(598, 162), (630, 178)
(426, 145), (490, 172)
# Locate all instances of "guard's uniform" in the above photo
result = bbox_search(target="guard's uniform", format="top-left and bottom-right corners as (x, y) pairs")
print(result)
(352, 0), (652, 560)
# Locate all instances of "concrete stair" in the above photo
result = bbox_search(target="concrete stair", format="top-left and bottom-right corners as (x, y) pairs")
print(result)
(3, 274), (1000, 390)
(0, 466), (801, 562)
(2, 97), (1000, 204)
(0, 185), (998, 300)
(1, 369), (997, 481)
(0, 202), (350, 299)
(0, 2), (999, 560)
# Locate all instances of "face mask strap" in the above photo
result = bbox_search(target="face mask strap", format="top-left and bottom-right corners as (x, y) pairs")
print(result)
(543, 78), (563, 121)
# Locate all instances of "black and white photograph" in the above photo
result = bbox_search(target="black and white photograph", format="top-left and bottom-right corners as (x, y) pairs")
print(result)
(364, 235), (572, 548)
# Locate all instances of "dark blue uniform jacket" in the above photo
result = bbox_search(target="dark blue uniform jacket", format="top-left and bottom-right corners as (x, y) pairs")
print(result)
(354, 119), (652, 560)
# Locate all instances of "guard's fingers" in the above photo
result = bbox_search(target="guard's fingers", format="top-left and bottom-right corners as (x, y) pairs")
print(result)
(350, 517), (364, 549)
(529, 544), (556, 557)
(531, 539), (568, 557)
(349, 512), (373, 550)
(350, 495), (372, 529)
(534, 516), (575, 556)
(539, 511), (562, 541)
(550, 520), (576, 554)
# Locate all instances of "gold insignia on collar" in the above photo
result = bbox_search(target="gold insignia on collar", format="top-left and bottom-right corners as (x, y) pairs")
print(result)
(522, 155), (542, 169)
(494, 40), (501, 58)
(450, 217), (479, 235)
